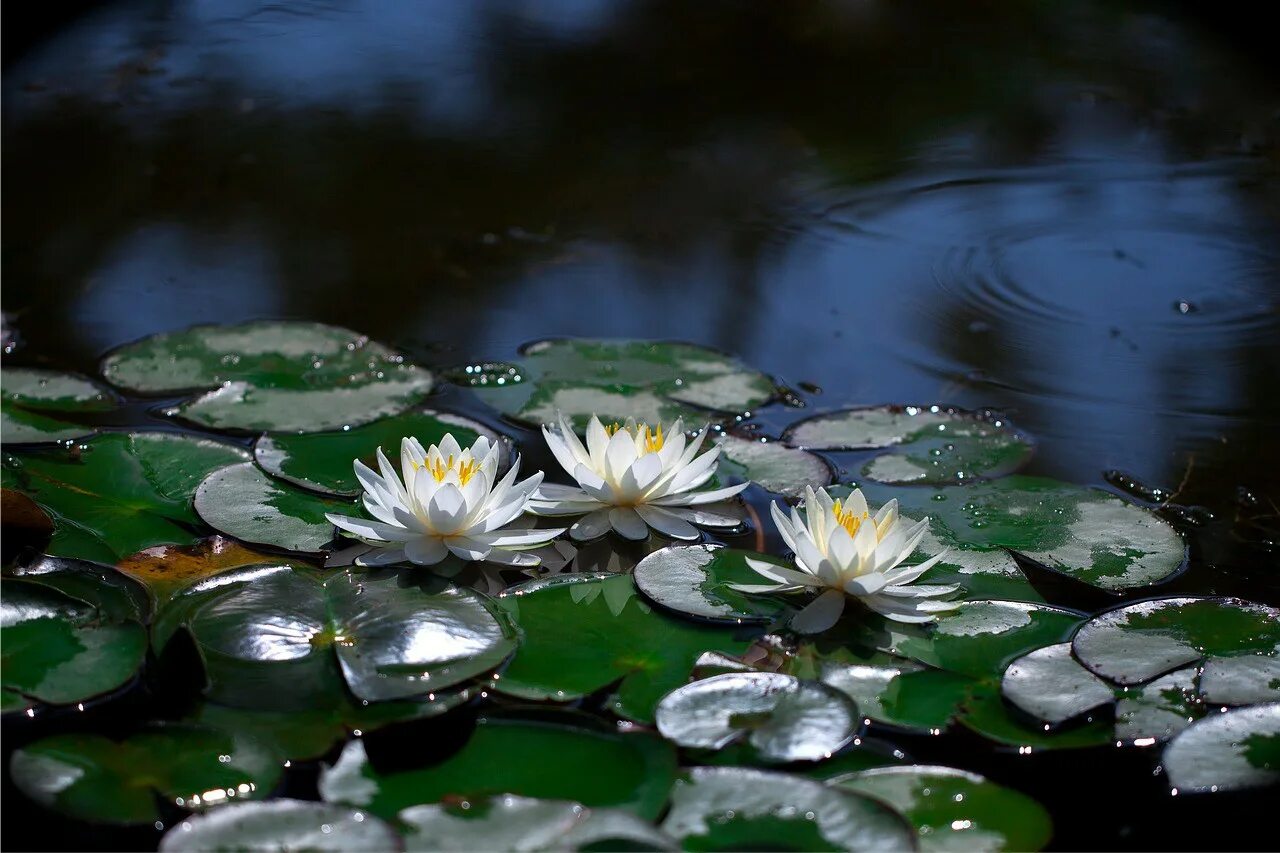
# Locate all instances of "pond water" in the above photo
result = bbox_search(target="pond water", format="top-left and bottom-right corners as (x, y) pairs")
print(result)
(2, 1), (1277, 850)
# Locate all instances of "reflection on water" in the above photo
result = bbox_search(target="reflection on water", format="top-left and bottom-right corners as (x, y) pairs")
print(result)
(3, 1), (1278, 559)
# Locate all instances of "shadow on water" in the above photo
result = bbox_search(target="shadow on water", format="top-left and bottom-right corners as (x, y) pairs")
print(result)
(2, 1), (1279, 849)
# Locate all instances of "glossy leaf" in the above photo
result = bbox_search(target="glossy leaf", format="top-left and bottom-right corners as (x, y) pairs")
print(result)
(9, 554), (149, 623)
(319, 714), (677, 821)
(819, 660), (974, 734)
(466, 338), (775, 428)
(958, 681), (1113, 750)
(0, 402), (95, 446)
(1162, 703), (1280, 793)
(1, 367), (117, 412)
(160, 799), (399, 852)
(194, 463), (353, 554)
(633, 545), (790, 624)
(495, 574), (760, 722)
(784, 405), (1032, 485)
(116, 535), (299, 609)
(715, 434), (832, 497)
(1001, 644), (1114, 726)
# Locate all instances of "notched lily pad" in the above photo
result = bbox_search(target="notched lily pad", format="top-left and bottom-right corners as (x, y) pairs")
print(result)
(160, 799), (398, 852)
(254, 408), (504, 497)
(715, 434), (833, 497)
(1162, 703), (1280, 793)
(495, 573), (760, 723)
(633, 544), (790, 624)
(831, 766), (1053, 852)
(655, 672), (857, 762)
(466, 338), (775, 428)
(194, 463), (353, 554)
(784, 405), (1032, 485)
(8, 724), (281, 824)
(661, 766), (915, 852)
(1001, 643), (1114, 726)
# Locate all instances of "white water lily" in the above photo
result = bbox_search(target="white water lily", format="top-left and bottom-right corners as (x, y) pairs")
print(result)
(529, 414), (749, 541)
(734, 486), (958, 632)
(326, 434), (564, 568)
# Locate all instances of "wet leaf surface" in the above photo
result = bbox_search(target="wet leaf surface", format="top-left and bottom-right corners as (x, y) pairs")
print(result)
(2, 368), (117, 413)
(714, 434), (833, 497)
(159, 799), (398, 852)
(116, 535), (297, 609)
(193, 463), (353, 555)
(633, 544), (790, 624)
(1162, 703), (1280, 793)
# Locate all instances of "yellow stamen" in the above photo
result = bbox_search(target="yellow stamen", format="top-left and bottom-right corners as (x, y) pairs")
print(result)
(832, 499), (870, 538)
(643, 423), (664, 453)
(603, 421), (665, 454)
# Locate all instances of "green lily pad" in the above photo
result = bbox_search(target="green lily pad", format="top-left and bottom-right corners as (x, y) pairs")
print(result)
(633, 545), (791, 624)
(9, 554), (149, 623)
(161, 564), (516, 709)
(857, 477), (1186, 591)
(1199, 654), (1280, 706)
(1072, 596), (1280, 686)
(253, 409), (503, 497)
(1114, 667), (1204, 742)
(958, 681), (1114, 750)
(1162, 703), (1280, 793)
(100, 321), (433, 433)
(319, 714), (677, 821)
(654, 672), (857, 762)
(714, 434), (833, 497)
(559, 808), (679, 850)
(8, 724), (281, 824)
(2, 367), (117, 412)
(818, 660), (975, 735)
(661, 766), (915, 852)
(0, 401), (96, 445)
(784, 406), (1032, 485)
(1, 579), (147, 709)
(2, 432), (251, 563)
(494, 573), (760, 723)
(160, 799), (399, 852)
(1000, 644), (1114, 726)
(831, 766), (1053, 852)
(466, 339), (775, 428)
(194, 463), (353, 554)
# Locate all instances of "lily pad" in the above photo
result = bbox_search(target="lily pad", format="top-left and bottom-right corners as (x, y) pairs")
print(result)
(715, 434), (833, 497)
(958, 681), (1114, 750)
(655, 672), (857, 762)
(783, 406), (1032, 485)
(1114, 667), (1204, 742)
(817, 660), (975, 735)
(160, 799), (399, 852)
(1000, 644), (1114, 726)
(831, 766), (1053, 852)
(160, 564), (516, 709)
(253, 409), (503, 497)
(2, 368), (117, 412)
(8, 724), (281, 824)
(194, 463), (353, 554)
(466, 338), (775, 428)
(2, 432), (251, 563)
(1, 403), (96, 446)
(1162, 703), (1280, 793)
(9, 554), (149, 623)
(857, 477), (1186, 591)
(319, 714), (677, 821)
(1, 579), (147, 709)
(495, 573), (760, 723)
(100, 321), (433, 433)
(1072, 596), (1280, 686)
(633, 545), (790, 624)
(661, 766), (915, 852)
(116, 535), (298, 610)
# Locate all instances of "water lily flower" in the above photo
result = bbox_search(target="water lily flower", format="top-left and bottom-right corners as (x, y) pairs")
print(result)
(326, 434), (564, 568)
(733, 486), (958, 632)
(528, 414), (749, 541)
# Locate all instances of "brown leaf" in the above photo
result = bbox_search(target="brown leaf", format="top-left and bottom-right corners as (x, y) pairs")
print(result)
(116, 535), (301, 601)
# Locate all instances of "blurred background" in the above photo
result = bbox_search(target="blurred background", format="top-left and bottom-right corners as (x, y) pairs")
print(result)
(3, 0), (1278, 578)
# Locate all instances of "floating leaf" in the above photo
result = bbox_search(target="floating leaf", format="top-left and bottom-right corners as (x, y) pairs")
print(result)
(1, 403), (95, 446)
(253, 409), (503, 497)
(661, 766), (914, 851)
(1, 579), (146, 709)
(467, 339), (775, 428)
(714, 434), (832, 497)
(831, 766), (1052, 852)
(857, 477), (1185, 591)
(655, 672), (857, 762)
(958, 681), (1113, 750)
(162, 565), (515, 709)
(2, 432), (250, 562)
(320, 714), (677, 821)
(1199, 654), (1280, 706)
(495, 574), (760, 723)
(159, 799), (399, 852)
(633, 545), (790, 624)
(1000, 644), (1114, 726)
(9, 724), (281, 824)
(9, 554), (149, 623)
(1162, 703), (1280, 793)
(400, 796), (585, 851)
(1, 367), (117, 412)
(100, 321), (433, 433)
(784, 406), (1032, 485)
(1114, 667), (1203, 742)
(1072, 596), (1280, 685)
(817, 659), (974, 734)
(116, 535), (297, 609)
(194, 463), (352, 554)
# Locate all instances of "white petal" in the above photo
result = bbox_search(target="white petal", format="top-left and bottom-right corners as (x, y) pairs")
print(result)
(634, 505), (699, 540)
(533, 482), (593, 502)
(475, 528), (566, 547)
(404, 537), (449, 565)
(744, 557), (825, 588)
(609, 507), (649, 540)
(726, 582), (804, 593)
(790, 589), (847, 634)
(586, 416), (610, 467)
(573, 463), (617, 503)
(427, 484), (468, 531)
(558, 413), (594, 467)
(844, 572), (888, 596)
(882, 552), (947, 586)
(604, 430), (639, 485)
(653, 482), (748, 507)
(543, 426), (583, 477)
(326, 513), (415, 543)
(881, 582), (959, 598)
(484, 548), (541, 567)
(527, 499), (603, 517)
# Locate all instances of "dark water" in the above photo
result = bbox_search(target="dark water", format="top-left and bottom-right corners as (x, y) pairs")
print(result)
(3, 1), (1279, 849)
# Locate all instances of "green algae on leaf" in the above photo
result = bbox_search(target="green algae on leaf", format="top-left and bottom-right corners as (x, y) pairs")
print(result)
(466, 338), (775, 428)
(319, 714), (677, 821)
(8, 724), (281, 824)
(654, 672), (857, 762)
(160, 799), (399, 852)
(830, 765), (1053, 852)
(253, 408), (503, 497)
(2, 432), (250, 562)
(633, 544), (791, 624)
(495, 573), (761, 723)
(194, 463), (353, 554)
(784, 405), (1032, 485)
(2, 368), (117, 412)
(1162, 703), (1280, 793)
